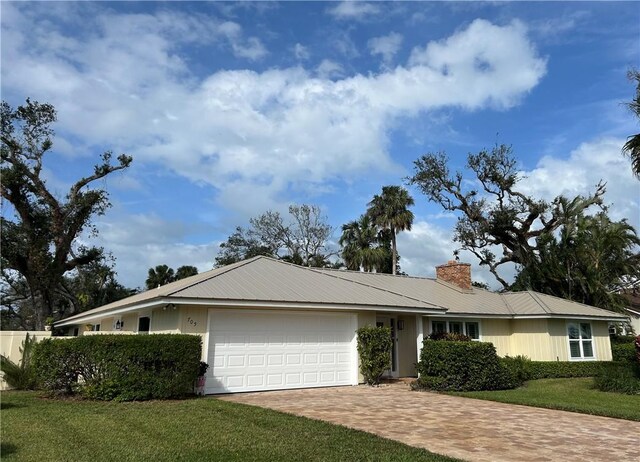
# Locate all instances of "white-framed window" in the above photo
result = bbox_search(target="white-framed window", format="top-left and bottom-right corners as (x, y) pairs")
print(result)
(430, 319), (481, 340)
(92, 324), (101, 332)
(567, 321), (595, 360)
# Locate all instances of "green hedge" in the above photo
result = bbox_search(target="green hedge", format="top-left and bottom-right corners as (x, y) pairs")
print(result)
(32, 334), (202, 401)
(612, 343), (637, 364)
(415, 340), (517, 391)
(526, 361), (606, 379)
(356, 326), (392, 386)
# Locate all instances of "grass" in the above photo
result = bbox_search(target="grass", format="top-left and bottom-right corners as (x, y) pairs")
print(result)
(0, 391), (458, 462)
(451, 378), (640, 421)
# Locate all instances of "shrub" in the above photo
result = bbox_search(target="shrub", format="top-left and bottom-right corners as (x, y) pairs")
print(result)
(356, 326), (392, 386)
(636, 335), (640, 364)
(612, 343), (636, 364)
(33, 334), (201, 401)
(526, 361), (606, 379)
(610, 334), (636, 345)
(415, 340), (517, 391)
(427, 332), (471, 342)
(0, 333), (38, 390)
(594, 362), (640, 395)
(501, 355), (533, 383)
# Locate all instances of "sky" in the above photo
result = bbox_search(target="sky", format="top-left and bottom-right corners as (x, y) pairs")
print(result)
(1, 1), (639, 290)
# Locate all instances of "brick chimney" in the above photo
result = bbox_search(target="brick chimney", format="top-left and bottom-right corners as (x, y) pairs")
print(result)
(436, 260), (472, 290)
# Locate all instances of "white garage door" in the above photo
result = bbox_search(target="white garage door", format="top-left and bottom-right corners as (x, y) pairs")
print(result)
(206, 309), (357, 394)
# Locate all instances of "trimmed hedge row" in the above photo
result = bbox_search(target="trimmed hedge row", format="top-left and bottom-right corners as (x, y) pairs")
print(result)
(32, 334), (202, 401)
(415, 340), (519, 391)
(525, 360), (606, 379)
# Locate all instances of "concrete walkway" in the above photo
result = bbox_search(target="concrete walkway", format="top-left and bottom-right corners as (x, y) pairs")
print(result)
(219, 382), (640, 462)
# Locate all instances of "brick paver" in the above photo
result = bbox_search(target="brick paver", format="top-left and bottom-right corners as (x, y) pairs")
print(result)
(218, 382), (640, 462)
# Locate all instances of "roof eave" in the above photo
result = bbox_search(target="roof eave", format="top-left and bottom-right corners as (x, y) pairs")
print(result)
(55, 297), (446, 327)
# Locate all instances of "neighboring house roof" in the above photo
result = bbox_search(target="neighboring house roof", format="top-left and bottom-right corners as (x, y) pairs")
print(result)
(57, 256), (627, 326)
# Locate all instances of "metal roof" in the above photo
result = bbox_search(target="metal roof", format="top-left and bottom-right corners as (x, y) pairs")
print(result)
(59, 256), (627, 325)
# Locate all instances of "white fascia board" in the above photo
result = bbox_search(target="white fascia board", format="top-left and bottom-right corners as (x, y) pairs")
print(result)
(55, 297), (446, 326)
(415, 313), (626, 322)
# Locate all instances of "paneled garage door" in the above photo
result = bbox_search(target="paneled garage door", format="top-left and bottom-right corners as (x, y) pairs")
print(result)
(206, 309), (357, 394)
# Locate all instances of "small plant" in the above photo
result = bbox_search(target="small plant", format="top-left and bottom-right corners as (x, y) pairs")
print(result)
(198, 361), (209, 377)
(0, 333), (38, 390)
(45, 317), (54, 326)
(356, 326), (392, 386)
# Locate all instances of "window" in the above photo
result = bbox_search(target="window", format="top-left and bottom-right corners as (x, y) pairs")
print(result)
(567, 322), (594, 360)
(430, 320), (481, 340)
(465, 322), (480, 340)
(92, 324), (100, 332)
(138, 316), (151, 334)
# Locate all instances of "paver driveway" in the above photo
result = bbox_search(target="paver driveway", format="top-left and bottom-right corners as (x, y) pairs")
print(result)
(219, 382), (640, 462)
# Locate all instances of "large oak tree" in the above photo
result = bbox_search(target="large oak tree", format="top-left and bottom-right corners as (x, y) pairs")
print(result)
(1, 99), (132, 329)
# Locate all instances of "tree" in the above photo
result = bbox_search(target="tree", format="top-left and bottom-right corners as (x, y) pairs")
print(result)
(1, 99), (132, 329)
(512, 212), (640, 312)
(175, 265), (198, 280)
(623, 69), (640, 178)
(339, 215), (387, 272)
(215, 204), (334, 267)
(145, 265), (175, 290)
(366, 186), (414, 275)
(215, 226), (275, 267)
(409, 144), (605, 289)
(65, 259), (136, 312)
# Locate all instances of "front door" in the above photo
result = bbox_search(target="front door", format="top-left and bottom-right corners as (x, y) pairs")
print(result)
(376, 316), (399, 378)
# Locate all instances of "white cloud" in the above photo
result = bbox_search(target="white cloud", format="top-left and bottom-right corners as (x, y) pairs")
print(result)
(397, 220), (505, 287)
(368, 32), (403, 65)
(2, 7), (546, 218)
(316, 59), (345, 79)
(293, 43), (310, 60)
(92, 213), (219, 288)
(520, 137), (639, 225)
(327, 2), (381, 21)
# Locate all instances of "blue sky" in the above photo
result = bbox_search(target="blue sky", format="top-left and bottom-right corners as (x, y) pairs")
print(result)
(1, 1), (639, 289)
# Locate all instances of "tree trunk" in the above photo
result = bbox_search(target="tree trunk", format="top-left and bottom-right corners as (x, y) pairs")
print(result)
(391, 229), (397, 275)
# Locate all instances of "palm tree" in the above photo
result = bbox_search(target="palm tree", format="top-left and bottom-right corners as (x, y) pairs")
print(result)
(175, 265), (198, 281)
(366, 186), (415, 275)
(145, 264), (175, 290)
(623, 69), (640, 178)
(339, 215), (386, 272)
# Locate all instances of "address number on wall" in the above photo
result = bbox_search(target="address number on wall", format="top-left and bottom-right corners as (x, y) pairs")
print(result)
(187, 316), (198, 327)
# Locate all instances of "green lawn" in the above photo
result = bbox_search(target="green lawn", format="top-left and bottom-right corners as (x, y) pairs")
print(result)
(1, 391), (457, 462)
(452, 378), (640, 421)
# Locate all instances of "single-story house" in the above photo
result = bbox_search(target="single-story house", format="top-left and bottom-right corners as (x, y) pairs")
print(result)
(56, 256), (626, 395)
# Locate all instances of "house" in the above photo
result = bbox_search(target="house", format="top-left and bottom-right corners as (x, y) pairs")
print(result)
(56, 256), (625, 395)
(609, 287), (640, 336)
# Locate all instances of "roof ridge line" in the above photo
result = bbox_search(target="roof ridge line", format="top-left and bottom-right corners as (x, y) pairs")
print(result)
(304, 266), (448, 311)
